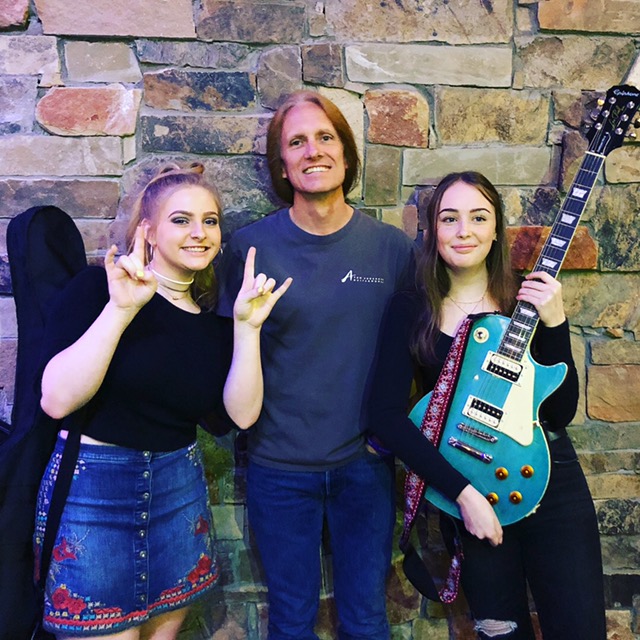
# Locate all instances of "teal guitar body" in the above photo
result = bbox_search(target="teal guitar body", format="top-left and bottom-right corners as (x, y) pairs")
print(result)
(409, 313), (566, 526)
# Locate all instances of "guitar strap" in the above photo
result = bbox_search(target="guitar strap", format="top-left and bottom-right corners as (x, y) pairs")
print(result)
(400, 315), (475, 603)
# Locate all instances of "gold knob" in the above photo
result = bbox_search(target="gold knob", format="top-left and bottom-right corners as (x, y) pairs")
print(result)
(509, 491), (523, 504)
(486, 492), (499, 505)
(521, 465), (534, 478)
(495, 467), (509, 480)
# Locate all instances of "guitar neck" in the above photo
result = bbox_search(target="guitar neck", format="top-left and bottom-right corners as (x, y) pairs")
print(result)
(498, 151), (606, 363)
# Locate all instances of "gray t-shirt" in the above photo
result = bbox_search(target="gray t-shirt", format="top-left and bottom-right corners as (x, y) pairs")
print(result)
(217, 208), (415, 471)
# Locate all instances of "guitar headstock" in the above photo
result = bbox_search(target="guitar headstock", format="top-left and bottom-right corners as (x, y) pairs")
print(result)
(585, 84), (640, 156)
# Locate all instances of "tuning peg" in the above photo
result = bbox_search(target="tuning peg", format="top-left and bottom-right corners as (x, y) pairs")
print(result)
(633, 118), (640, 129)
(629, 131), (637, 140)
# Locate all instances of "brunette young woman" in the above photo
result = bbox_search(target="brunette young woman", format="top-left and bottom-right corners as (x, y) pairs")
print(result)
(368, 171), (605, 639)
(34, 163), (291, 639)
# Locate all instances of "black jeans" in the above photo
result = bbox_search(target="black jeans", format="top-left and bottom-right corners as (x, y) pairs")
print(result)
(443, 436), (606, 640)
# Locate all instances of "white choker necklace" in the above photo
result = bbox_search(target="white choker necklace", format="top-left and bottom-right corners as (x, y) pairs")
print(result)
(150, 268), (194, 286)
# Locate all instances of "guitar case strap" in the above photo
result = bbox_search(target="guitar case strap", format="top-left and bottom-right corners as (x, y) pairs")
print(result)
(400, 315), (475, 603)
(29, 415), (85, 640)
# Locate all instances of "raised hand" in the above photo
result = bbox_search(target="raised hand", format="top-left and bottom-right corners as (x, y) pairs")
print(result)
(233, 246), (292, 328)
(104, 225), (157, 311)
(516, 271), (566, 328)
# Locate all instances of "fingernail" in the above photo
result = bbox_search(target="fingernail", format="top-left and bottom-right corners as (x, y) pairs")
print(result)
(136, 270), (144, 279)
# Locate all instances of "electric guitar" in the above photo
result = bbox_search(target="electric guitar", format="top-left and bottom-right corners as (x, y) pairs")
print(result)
(409, 84), (640, 525)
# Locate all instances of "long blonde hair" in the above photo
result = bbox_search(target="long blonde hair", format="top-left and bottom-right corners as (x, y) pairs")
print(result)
(126, 162), (223, 311)
(412, 171), (518, 363)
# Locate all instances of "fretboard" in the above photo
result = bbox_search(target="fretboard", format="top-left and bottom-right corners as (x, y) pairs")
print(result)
(497, 151), (605, 363)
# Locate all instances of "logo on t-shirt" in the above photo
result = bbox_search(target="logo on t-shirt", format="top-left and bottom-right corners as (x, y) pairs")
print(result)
(340, 269), (385, 284)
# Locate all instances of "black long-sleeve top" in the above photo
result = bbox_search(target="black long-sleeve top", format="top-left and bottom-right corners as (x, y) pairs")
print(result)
(367, 290), (579, 502)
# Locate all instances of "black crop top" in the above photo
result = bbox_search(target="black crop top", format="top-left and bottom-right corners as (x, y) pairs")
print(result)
(40, 267), (233, 451)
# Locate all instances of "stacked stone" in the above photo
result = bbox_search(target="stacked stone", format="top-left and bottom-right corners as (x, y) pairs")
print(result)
(0, 0), (639, 637)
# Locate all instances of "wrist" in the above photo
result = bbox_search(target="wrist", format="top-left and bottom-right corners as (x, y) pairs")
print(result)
(105, 299), (139, 324)
(455, 483), (474, 505)
(233, 320), (261, 338)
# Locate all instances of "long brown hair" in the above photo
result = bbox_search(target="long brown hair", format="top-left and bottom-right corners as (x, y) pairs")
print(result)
(412, 171), (518, 363)
(125, 162), (223, 311)
(266, 90), (361, 204)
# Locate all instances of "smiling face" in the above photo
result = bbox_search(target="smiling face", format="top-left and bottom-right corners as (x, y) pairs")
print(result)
(146, 185), (221, 281)
(436, 180), (497, 275)
(279, 101), (347, 203)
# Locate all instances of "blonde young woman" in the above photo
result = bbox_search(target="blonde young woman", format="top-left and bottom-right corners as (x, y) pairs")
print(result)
(34, 163), (290, 639)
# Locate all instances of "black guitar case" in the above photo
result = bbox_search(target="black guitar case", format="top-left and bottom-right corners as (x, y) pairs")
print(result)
(0, 206), (87, 640)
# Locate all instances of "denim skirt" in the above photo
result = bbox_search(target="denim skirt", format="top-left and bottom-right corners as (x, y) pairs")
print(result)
(34, 436), (218, 636)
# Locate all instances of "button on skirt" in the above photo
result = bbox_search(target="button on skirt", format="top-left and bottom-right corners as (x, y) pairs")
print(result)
(34, 436), (218, 636)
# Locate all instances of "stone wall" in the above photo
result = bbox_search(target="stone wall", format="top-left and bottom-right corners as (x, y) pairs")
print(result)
(0, 0), (639, 638)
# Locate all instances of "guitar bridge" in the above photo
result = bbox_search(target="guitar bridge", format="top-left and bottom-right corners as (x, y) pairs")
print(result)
(483, 351), (523, 383)
(463, 396), (503, 428)
(457, 423), (499, 443)
(447, 437), (493, 464)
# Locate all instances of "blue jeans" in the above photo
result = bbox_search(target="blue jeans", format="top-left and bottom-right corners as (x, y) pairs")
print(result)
(247, 452), (395, 640)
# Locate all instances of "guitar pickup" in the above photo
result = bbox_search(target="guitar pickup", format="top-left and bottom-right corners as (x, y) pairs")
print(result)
(447, 437), (493, 464)
(463, 396), (503, 428)
(482, 352), (523, 383)
(457, 422), (499, 443)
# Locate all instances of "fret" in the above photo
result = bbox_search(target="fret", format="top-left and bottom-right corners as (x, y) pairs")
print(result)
(521, 309), (538, 317)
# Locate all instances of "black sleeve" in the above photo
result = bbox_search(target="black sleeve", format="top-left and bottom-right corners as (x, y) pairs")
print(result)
(367, 292), (470, 501)
(532, 319), (579, 431)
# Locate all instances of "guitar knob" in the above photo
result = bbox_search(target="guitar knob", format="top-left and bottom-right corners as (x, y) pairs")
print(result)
(495, 467), (509, 480)
(521, 465), (534, 478)
(509, 491), (523, 504)
(486, 492), (499, 505)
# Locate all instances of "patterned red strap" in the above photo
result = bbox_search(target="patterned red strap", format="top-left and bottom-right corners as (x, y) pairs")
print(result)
(400, 316), (474, 603)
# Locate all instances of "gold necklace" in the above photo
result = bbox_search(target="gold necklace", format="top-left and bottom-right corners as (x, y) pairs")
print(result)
(446, 289), (487, 316)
